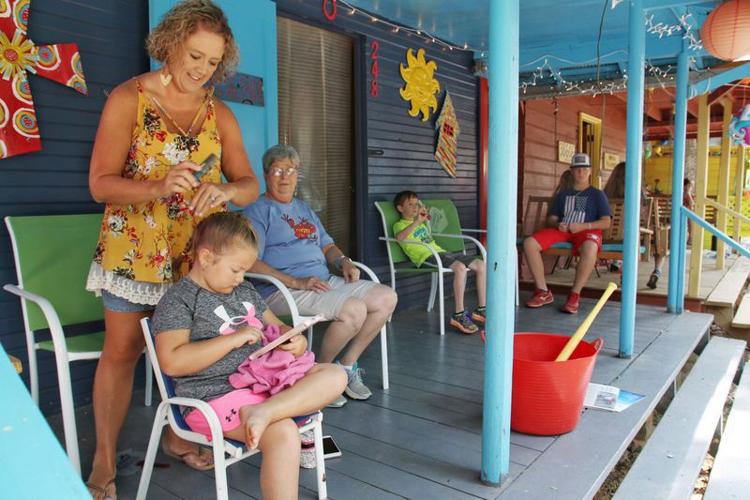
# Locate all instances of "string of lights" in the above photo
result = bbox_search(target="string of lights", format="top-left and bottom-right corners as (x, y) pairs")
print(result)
(645, 12), (703, 51)
(519, 58), (682, 98)
(336, 1), (704, 98)
(337, 0), (484, 55)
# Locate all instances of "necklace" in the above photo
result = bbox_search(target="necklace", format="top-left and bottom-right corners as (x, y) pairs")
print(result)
(149, 93), (207, 137)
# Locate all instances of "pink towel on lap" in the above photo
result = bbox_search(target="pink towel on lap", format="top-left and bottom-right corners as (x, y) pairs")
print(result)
(229, 324), (315, 395)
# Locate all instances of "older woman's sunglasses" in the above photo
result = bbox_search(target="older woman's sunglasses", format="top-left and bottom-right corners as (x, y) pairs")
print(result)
(269, 166), (299, 177)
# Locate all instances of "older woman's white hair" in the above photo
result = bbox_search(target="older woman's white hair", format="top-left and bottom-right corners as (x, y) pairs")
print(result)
(262, 144), (301, 175)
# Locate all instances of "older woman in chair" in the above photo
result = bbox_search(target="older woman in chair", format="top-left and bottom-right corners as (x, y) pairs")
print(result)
(244, 144), (397, 407)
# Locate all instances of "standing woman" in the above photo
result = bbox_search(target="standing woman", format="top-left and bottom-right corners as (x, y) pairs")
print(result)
(85, 1), (259, 497)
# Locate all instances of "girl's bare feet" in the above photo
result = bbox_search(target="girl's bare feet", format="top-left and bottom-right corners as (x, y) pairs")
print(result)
(241, 405), (272, 449)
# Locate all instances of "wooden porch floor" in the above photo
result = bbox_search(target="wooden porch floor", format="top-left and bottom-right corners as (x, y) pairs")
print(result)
(49, 296), (713, 499)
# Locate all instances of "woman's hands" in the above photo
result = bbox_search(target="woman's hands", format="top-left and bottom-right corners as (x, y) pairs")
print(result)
(155, 160), (238, 216)
(157, 161), (201, 196)
(293, 276), (331, 293)
(191, 182), (236, 216)
(341, 259), (360, 283)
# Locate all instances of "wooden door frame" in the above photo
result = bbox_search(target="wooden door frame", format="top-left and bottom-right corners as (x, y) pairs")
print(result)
(578, 112), (602, 188)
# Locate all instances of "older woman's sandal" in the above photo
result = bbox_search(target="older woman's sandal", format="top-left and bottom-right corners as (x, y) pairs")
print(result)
(86, 479), (116, 500)
(161, 441), (215, 471)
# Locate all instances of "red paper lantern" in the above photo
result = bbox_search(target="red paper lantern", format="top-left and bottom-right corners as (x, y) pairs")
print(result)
(701, 0), (750, 61)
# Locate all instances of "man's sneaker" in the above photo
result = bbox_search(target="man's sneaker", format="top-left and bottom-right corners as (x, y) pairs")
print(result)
(342, 364), (372, 400)
(526, 289), (553, 308)
(326, 394), (347, 408)
(450, 310), (479, 334)
(646, 271), (660, 289)
(560, 292), (580, 314)
(300, 443), (317, 469)
(471, 306), (486, 324)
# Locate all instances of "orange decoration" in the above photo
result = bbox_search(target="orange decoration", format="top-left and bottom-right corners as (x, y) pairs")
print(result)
(701, 0), (750, 61)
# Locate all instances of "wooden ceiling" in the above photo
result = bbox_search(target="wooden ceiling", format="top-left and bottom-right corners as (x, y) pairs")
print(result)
(636, 83), (749, 141)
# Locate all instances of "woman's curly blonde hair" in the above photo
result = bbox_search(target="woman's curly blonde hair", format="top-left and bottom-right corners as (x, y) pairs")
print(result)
(146, 0), (239, 84)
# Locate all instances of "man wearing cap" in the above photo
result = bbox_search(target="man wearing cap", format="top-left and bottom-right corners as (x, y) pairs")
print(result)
(522, 153), (611, 313)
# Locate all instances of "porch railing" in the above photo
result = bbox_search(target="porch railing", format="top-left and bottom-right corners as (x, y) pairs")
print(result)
(673, 207), (750, 312)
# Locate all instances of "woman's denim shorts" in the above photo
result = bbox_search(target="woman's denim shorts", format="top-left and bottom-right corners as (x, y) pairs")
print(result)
(101, 290), (155, 313)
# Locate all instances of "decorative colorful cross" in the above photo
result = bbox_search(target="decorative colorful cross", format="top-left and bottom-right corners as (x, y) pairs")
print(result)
(0, 0), (87, 159)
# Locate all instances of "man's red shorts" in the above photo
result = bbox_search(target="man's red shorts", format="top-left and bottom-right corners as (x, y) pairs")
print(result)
(530, 228), (603, 256)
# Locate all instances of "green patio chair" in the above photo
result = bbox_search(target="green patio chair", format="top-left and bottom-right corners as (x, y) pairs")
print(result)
(376, 199), (515, 336)
(3, 213), (153, 474)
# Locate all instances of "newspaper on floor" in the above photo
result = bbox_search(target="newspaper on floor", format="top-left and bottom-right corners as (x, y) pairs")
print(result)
(584, 383), (645, 412)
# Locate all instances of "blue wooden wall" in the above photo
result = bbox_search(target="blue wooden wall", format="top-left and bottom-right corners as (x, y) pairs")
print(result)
(0, 0), (149, 414)
(0, 0), (479, 413)
(275, 0), (480, 308)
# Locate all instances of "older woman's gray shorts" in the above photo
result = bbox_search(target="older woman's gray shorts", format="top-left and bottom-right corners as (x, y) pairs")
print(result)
(265, 275), (377, 320)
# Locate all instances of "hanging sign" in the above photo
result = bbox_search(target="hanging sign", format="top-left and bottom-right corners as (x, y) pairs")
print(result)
(557, 141), (575, 164)
(434, 91), (460, 177)
(0, 0), (87, 159)
(213, 72), (264, 106)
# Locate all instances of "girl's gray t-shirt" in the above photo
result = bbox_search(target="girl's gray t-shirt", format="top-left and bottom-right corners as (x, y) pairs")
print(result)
(152, 277), (266, 402)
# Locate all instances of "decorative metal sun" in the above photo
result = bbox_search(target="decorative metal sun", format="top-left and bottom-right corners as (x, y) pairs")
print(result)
(399, 48), (439, 122)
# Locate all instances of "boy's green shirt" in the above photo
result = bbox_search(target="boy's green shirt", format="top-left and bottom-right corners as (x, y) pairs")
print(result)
(392, 218), (445, 267)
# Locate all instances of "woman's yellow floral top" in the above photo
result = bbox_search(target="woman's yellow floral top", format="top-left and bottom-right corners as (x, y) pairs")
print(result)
(86, 80), (225, 305)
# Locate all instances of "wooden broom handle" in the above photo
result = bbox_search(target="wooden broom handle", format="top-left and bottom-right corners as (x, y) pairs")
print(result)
(555, 282), (618, 362)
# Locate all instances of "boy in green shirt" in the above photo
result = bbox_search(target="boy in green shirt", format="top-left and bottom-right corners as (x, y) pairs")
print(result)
(393, 191), (486, 334)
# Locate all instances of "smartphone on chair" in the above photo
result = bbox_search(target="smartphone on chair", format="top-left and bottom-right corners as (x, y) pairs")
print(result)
(322, 435), (342, 459)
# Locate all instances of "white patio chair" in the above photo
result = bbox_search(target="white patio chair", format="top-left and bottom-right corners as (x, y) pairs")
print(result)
(247, 264), (390, 390)
(137, 318), (328, 500)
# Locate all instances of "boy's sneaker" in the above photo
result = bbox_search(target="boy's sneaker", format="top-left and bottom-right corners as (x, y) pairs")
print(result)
(341, 363), (372, 400)
(326, 394), (347, 408)
(560, 292), (580, 314)
(300, 443), (317, 469)
(450, 310), (479, 334)
(471, 306), (486, 323)
(299, 429), (315, 446)
(526, 289), (553, 308)
(646, 271), (660, 289)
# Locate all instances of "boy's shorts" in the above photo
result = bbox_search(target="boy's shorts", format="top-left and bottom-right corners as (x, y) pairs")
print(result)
(529, 228), (603, 256)
(424, 252), (481, 269)
(184, 388), (268, 439)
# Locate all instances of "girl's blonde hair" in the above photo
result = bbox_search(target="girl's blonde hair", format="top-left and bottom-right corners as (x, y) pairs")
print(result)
(146, 0), (239, 84)
(193, 212), (259, 256)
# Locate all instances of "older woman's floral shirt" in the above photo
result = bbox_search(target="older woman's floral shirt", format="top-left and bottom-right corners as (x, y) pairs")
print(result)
(90, 80), (224, 296)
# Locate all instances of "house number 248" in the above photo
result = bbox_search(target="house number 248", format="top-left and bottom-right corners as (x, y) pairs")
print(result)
(370, 40), (379, 97)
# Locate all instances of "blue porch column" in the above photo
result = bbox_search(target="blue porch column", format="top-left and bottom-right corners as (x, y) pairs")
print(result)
(481, 0), (519, 486)
(667, 48), (689, 313)
(620, 0), (645, 358)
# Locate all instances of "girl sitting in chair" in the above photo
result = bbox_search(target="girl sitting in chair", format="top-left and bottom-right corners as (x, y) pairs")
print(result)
(152, 211), (346, 498)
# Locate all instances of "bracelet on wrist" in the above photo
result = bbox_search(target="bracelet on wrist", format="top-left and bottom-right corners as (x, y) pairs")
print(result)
(334, 255), (351, 269)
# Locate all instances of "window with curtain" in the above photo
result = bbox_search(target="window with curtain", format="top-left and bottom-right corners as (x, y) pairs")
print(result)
(277, 16), (355, 256)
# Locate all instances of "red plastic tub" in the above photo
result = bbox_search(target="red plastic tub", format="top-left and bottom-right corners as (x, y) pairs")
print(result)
(511, 333), (603, 435)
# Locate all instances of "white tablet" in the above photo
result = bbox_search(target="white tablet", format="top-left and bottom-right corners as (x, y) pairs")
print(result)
(248, 314), (326, 360)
